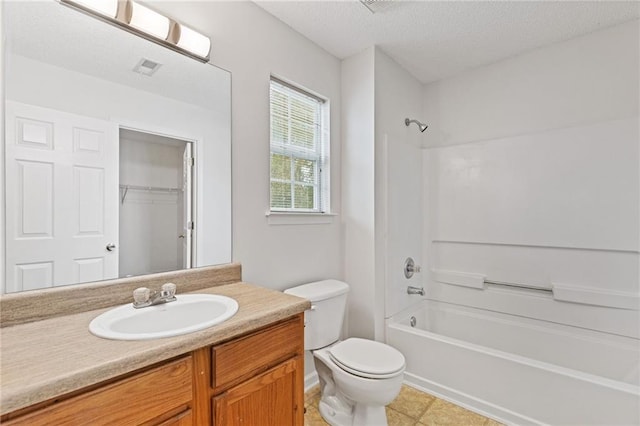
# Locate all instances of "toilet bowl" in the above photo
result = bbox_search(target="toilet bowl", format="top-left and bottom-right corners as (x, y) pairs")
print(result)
(314, 338), (405, 426)
(284, 280), (406, 426)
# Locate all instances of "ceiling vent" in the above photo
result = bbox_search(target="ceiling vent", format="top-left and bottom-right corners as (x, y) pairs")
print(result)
(360, 0), (397, 14)
(133, 58), (162, 76)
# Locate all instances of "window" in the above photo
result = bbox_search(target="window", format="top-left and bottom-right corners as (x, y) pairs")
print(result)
(270, 77), (329, 213)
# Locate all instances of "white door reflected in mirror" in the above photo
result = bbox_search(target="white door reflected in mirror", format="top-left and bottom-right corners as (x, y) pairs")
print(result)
(5, 102), (119, 292)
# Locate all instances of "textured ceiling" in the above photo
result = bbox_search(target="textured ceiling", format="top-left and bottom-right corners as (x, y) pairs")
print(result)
(255, 1), (640, 84)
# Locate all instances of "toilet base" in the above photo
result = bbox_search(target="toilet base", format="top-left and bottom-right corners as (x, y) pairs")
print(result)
(318, 398), (354, 426)
(318, 398), (388, 426)
(352, 404), (387, 426)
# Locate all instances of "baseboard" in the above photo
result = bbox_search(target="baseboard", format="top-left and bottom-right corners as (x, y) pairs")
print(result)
(403, 372), (541, 426)
(305, 371), (319, 393)
(306, 368), (538, 424)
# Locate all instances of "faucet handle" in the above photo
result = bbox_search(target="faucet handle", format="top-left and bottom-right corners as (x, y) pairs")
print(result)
(161, 283), (177, 297)
(404, 257), (422, 279)
(133, 287), (150, 304)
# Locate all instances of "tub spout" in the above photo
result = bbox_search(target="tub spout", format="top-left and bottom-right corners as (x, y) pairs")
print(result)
(407, 286), (425, 296)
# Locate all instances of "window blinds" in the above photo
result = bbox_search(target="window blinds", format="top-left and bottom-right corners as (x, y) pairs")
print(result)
(270, 78), (329, 213)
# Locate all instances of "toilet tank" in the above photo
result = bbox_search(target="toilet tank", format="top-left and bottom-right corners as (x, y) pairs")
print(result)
(284, 280), (349, 350)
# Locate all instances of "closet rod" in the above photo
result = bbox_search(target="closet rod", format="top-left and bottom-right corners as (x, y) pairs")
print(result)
(119, 184), (182, 204)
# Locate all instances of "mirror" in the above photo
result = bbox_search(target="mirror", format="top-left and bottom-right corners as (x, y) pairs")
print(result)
(2, 1), (231, 293)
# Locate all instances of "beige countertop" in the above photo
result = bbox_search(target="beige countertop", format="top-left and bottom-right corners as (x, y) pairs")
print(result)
(0, 282), (310, 416)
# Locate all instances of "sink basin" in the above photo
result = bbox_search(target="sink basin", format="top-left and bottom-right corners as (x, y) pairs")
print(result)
(89, 294), (239, 340)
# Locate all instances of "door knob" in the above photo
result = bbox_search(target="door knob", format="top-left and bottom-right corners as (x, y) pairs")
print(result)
(106, 243), (116, 252)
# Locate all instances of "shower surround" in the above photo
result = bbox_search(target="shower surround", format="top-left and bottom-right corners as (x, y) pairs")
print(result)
(375, 19), (640, 425)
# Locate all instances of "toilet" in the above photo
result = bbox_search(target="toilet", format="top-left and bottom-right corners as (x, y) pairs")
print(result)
(285, 280), (405, 426)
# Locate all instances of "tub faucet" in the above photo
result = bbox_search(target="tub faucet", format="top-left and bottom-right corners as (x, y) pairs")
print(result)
(407, 286), (425, 296)
(133, 283), (177, 308)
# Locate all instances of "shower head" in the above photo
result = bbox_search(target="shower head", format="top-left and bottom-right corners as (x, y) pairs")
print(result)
(405, 118), (428, 132)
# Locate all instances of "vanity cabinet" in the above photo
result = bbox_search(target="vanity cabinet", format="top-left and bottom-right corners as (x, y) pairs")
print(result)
(1, 314), (304, 426)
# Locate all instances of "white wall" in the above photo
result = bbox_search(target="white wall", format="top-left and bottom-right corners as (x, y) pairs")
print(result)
(422, 20), (640, 337)
(340, 48), (426, 340)
(341, 47), (375, 339)
(374, 49), (425, 329)
(154, 2), (343, 289)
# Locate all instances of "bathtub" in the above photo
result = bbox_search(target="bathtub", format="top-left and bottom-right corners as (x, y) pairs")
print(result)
(386, 300), (640, 425)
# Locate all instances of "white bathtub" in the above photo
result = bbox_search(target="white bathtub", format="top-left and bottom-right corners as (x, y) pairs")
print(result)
(386, 300), (640, 425)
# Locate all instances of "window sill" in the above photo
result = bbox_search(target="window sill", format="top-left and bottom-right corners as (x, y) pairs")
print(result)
(265, 211), (337, 226)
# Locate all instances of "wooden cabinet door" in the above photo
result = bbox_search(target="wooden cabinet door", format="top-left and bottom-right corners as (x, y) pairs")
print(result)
(212, 356), (303, 426)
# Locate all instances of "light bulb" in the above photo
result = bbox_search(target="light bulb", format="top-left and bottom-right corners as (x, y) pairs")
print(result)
(129, 1), (170, 40)
(177, 25), (211, 58)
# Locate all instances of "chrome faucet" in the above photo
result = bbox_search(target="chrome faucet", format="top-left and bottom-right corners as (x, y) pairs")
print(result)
(133, 283), (177, 308)
(407, 286), (425, 296)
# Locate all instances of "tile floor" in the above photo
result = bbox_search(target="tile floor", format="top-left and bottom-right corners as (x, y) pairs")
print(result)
(304, 385), (503, 426)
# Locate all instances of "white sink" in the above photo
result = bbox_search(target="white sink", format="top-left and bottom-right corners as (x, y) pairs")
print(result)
(89, 294), (239, 340)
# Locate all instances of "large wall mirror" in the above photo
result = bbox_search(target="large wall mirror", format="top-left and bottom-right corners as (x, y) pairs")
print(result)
(2, 1), (232, 293)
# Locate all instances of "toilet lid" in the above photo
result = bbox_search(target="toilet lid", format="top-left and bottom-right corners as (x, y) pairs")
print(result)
(329, 338), (405, 379)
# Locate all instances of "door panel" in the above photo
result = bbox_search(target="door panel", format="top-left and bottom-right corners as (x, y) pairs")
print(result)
(16, 117), (53, 149)
(74, 166), (105, 235)
(16, 160), (53, 237)
(73, 257), (105, 283)
(73, 127), (105, 155)
(15, 262), (53, 291)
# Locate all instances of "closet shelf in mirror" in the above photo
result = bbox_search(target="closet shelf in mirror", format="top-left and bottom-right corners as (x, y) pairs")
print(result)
(120, 184), (183, 204)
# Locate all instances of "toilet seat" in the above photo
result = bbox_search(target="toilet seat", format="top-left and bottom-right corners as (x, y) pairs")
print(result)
(328, 338), (405, 379)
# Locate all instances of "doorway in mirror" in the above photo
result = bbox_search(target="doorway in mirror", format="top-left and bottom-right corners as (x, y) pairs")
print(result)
(119, 129), (194, 278)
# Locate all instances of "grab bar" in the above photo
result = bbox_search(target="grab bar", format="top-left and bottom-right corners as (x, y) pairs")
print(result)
(484, 279), (553, 294)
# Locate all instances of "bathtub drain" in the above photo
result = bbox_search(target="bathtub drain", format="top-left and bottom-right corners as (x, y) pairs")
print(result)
(410, 316), (416, 327)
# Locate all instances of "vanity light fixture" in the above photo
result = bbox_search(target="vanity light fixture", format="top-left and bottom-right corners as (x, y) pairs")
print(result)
(60, 0), (211, 62)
